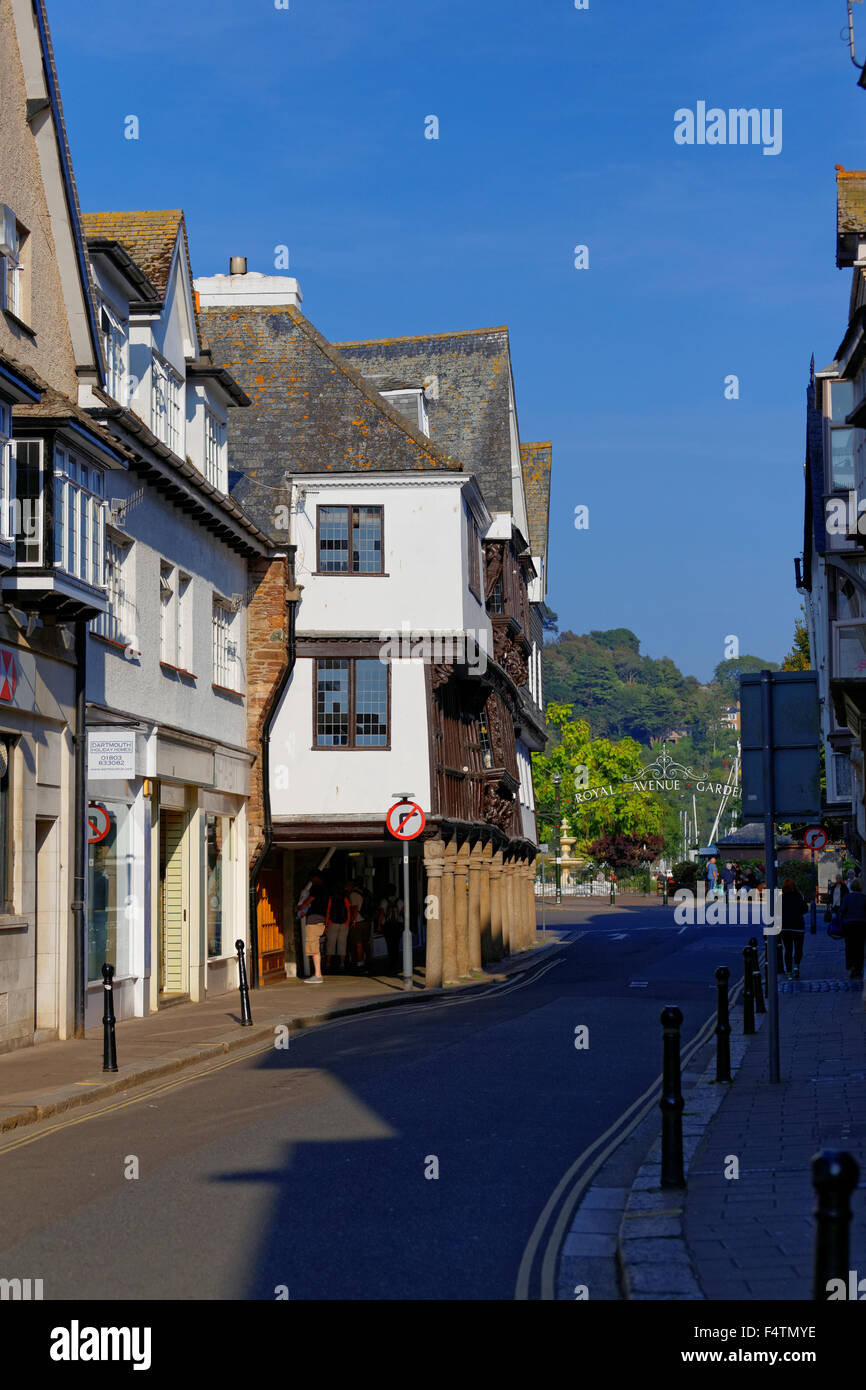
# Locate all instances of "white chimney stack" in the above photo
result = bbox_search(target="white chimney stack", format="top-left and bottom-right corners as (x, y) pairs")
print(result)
(195, 262), (302, 309)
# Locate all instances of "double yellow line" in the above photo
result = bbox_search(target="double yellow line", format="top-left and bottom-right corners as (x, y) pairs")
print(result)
(515, 977), (745, 1301)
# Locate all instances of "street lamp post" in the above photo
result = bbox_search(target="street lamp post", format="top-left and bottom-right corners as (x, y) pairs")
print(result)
(553, 773), (562, 905)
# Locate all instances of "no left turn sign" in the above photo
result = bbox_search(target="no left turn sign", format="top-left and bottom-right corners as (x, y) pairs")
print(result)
(386, 801), (426, 841)
(87, 803), (111, 845)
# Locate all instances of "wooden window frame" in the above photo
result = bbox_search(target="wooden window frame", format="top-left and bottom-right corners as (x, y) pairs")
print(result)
(314, 504), (385, 576)
(313, 656), (391, 750)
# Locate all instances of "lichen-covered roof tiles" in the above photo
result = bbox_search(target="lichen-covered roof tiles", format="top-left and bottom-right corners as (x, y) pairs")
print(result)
(199, 305), (462, 540)
(335, 327), (515, 513)
(520, 441), (551, 562)
(81, 210), (186, 302)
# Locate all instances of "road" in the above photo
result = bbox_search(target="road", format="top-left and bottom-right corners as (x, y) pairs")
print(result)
(0, 899), (764, 1301)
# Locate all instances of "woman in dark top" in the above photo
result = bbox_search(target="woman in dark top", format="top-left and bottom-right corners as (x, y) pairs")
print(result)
(779, 877), (807, 981)
(839, 878), (866, 980)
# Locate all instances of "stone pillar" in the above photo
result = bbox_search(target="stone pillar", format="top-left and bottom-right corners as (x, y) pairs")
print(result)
(423, 838), (445, 988)
(468, 840), (483, 973)
(455, 840), (470, 978)
(441, 839), (458, 985)
(489, 849), (504, 960)
(479, 840), (493, 964)
(527, 857), (538, 947)
(501, 854), (513, 955)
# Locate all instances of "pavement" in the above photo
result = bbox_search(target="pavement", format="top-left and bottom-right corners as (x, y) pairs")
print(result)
(0, 934), (564, 1135)
(608, 929), (866, 1300)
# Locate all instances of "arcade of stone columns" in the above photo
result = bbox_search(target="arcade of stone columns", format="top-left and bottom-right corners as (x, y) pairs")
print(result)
(421, 833), (538, 988)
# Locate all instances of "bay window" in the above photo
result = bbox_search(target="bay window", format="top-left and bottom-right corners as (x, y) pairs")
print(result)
(53, 447), (105, 585)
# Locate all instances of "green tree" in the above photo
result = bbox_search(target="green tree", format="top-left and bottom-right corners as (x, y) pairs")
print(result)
(532, 703), (665, 851)
(713, 654), (779, 700)
(782, 611), (811, 671)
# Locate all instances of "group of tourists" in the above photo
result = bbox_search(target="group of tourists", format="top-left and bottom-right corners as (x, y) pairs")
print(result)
(701, 855), (865, 983)
(704, 857), (761, 898)
(295, 873), (406, 982)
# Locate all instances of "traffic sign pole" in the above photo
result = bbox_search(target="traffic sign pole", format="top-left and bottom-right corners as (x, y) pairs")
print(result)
(389, 795), (423, 992)
(761, 672), (780, 1085)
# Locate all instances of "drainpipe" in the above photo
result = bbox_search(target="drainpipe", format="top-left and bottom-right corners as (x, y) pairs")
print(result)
(72, 617), (87, 1037)
(248, 580), (297, 990)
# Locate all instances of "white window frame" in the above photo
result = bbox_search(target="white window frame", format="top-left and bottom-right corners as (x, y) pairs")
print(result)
(159, 562), (174, 664)
(212, 596), (238, 691)
(12, 437), (44, 567)
(177, 571), (191, 670)
(151, 353), (183, 455)
(204, 407), (227, 491)
(53, 446), (105, 585)
(93, 531), (134, 644)
(97, 298), (128, 405)
(381, 388), (429, 437)
(1, 207), (23, 321)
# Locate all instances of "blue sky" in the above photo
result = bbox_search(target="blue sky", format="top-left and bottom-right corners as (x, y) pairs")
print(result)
(49, 0), (866, 681)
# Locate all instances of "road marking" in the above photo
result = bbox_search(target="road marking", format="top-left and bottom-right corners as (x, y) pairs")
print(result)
(515, 976), (746, 1301)
(629, 981), (649, 988)
(610, 933), (629, 941)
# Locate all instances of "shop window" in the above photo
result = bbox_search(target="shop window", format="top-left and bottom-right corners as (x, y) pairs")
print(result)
(206, 814), (232, 958)
(87, 800), (133, 982)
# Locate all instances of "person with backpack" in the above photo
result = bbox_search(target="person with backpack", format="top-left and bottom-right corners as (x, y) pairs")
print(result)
(839, 877), (866, 980)
(297, 873), (328, 983)
(779, 877), (807, 981)
(325, 877), (352, 974)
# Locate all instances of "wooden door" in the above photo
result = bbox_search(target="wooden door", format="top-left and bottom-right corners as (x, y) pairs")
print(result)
(257, 867), (285, 981)
(159, 811), (186, 995)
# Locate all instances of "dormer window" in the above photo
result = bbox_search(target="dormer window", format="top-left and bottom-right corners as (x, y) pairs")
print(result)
(381, 388), (429, 437)
(151, 353), (183, 455)
(98, 299), (128, 404)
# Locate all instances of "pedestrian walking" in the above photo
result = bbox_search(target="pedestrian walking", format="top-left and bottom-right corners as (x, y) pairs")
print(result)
(720, 861), (734, 895)
(839, 878), (866, 981)
(779, 877), (807, 980)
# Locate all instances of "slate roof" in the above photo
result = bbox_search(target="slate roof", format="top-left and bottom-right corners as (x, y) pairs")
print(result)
(15, 385), (134, 461)
(520, 441), (551, 562)
(31, 0), (104, 377)
(335, 327), (515, 513)
(199, 306), (463, 540)
(80, 210), (191, 307)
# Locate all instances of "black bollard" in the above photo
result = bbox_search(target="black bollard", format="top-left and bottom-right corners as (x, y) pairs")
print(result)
(749, 937), (766, 1014)
(236, 939), (253, 1026)
(715, 967), (731, 1083)
(102, 962), (118, 1073)
(660, 1005), (686, 1188)
(812, 1149), (860, 1300)
(742, 946), (755, 1035)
